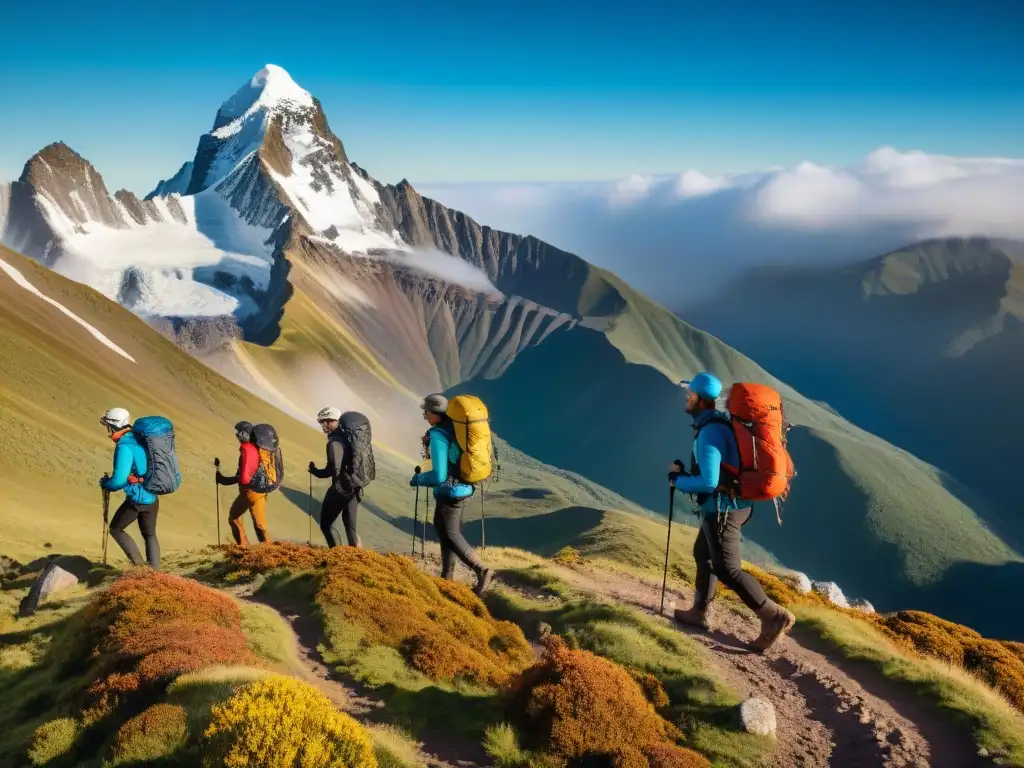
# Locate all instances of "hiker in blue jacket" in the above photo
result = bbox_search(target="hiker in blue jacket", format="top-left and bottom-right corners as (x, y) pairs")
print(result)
(410, 394), (494, 596)
(99, 408), (160, 569)
(669, 373), (794, 652)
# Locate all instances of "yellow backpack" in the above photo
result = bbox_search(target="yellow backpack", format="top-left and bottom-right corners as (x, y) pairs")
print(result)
(446, 395), (493, 484)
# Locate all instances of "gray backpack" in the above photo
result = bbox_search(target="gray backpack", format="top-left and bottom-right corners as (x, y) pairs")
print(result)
(338, 412), (375, 493)
(131, 416), (182, 495)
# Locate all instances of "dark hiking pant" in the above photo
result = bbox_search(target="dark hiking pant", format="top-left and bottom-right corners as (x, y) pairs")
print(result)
(693, 507), (768, 612)
(321, 487), (360, 547)
(433, 495), (484, 580)
(110, 498), (160, 569)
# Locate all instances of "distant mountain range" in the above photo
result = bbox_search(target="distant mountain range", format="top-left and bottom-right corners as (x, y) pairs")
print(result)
(1, 66), (1021, 638)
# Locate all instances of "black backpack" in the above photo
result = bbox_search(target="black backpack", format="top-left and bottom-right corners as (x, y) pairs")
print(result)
(337, 412), (375, 493)
(249, 423), (284, 493)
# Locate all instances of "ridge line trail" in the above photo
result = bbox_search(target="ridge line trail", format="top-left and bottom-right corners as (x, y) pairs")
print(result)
(542, 561), (989, 768)
(225, 583), (488, 768)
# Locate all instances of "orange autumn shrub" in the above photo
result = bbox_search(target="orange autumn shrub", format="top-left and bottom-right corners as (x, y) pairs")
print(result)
(629, 669), (670, 709)
(80, 570), (258, 721)
(739, 567), (1024, 716)
(221, 542), (533, 686)
(509, 636), (697, 767)
(643, 743), (711, 768)
(870, 611), (1024, 712)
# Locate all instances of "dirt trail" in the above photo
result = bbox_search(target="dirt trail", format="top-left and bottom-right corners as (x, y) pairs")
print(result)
(227, 583), (489, 768)
(545, 562), (990, 768)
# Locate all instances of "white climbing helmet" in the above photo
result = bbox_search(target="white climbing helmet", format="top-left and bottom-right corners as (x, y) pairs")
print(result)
(316, 406), (342, 423)
(100, 407), (130, 430)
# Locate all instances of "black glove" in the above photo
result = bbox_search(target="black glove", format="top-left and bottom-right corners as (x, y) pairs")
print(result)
(409, 477), (418, 487)
(308, 461), (317, 474)
(668, 471), (681, 484)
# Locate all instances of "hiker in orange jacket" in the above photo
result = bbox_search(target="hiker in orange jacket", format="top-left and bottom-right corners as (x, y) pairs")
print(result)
(216, 421), (271, 545)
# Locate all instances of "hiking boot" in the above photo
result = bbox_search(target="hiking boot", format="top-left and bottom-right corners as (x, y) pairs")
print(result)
(749, 602), (796, 653)
(474, 568), (495, 596)
(673, 604), (711, 631)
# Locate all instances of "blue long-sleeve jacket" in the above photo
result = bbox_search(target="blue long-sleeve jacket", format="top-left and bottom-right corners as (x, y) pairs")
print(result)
(410, 427), (474, 500)
(101, 431), (157, 505)
(673, 409), (740, 514)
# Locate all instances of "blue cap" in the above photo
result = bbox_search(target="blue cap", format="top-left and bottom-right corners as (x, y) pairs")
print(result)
(679, 372), (722, 401)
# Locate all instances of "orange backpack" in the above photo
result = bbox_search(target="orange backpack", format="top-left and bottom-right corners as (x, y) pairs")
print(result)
(705, 383), (796, 521)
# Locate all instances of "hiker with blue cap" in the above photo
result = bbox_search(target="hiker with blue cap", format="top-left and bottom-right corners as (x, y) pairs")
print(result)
(669, 373), (795, 652)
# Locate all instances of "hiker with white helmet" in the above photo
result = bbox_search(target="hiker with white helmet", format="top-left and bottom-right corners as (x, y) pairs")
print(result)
(308, 406), (375, 547)
(99, 407), (161, 569)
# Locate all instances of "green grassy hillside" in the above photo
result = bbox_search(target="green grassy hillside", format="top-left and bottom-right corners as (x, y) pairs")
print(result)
(448, 317), (1022, 634)
(0, 246), (642, 564)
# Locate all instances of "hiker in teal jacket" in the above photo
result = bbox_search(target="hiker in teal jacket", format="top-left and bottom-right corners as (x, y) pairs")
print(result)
(673, 408), (741, 515)
(99, 408), (160, 569)
(410, 394), (493, 595)
(669, 374), (793, 652)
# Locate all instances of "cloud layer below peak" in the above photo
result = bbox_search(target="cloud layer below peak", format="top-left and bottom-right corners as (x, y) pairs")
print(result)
(419, 147), (1024, 307)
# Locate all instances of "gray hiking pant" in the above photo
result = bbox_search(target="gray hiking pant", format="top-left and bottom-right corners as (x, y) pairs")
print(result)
(110, 498), (160, 569)
(321, 487), (360, 547)
(433, 495), (484, 579)
(693, 508), (768, 612)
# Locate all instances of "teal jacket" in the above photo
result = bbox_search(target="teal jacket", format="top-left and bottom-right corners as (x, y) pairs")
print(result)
(673, 409), (741, 515)
(410, 426), (474, 500)
(102, 431), (157, 505)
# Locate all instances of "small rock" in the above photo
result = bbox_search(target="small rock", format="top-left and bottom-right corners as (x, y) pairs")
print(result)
(778, 570), (813, 594)
(812, 580), (850, 608)
(739, 697), (777, 737)
(851, 598), (876, 613)
(18, 562), (79, 617)
(0, 555), (21, 580)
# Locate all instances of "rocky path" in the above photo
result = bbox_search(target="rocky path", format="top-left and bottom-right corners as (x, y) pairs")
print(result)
(544, 562), (990, 768)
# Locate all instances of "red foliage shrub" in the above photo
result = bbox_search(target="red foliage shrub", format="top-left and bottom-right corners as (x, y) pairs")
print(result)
(510, 636), (695, 767)
(79, 570), (258, 721)
(221, 542), (533, 686)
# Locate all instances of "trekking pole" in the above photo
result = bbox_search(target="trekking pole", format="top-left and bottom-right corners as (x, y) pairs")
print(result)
(101, 487), (110, 566)
(480, 485), (486, 549)
(307, 472), (313, 546)
(421, 485), (428, 560)
(412, 467), (421, 557)
(660, 483), (676, 616)
(213, 458), (222, 545)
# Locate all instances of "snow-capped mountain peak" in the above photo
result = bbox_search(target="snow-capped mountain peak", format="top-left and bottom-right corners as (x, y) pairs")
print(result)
(213, 64), (314, 137)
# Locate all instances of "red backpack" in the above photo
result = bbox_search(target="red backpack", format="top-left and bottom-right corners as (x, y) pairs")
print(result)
(700, 383), (796, 522)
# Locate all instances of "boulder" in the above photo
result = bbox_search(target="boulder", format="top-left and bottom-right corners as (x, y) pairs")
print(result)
(739, 697), (777, 736)
(812, 580), (850, 608)
(18, 562), (80, 617)
(851, 598), (876, 614)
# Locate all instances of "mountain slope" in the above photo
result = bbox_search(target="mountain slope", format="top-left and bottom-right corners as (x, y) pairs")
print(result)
(688, 237), (1024, 552)
(0, 244), (638, 564)
(2, 66), (1021, 637)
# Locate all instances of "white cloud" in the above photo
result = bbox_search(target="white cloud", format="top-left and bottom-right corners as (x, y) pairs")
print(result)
(383, 248), (501, 295)
(418, 147), (1024, 307)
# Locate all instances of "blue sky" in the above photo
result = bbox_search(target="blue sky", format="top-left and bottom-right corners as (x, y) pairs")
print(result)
(1, 0), (1021, 195)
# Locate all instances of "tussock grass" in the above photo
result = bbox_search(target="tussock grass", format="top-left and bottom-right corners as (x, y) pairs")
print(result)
(369, 724), (429, 768)
(238, 599), (297, 667)
(796, 604), (1024, 765)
